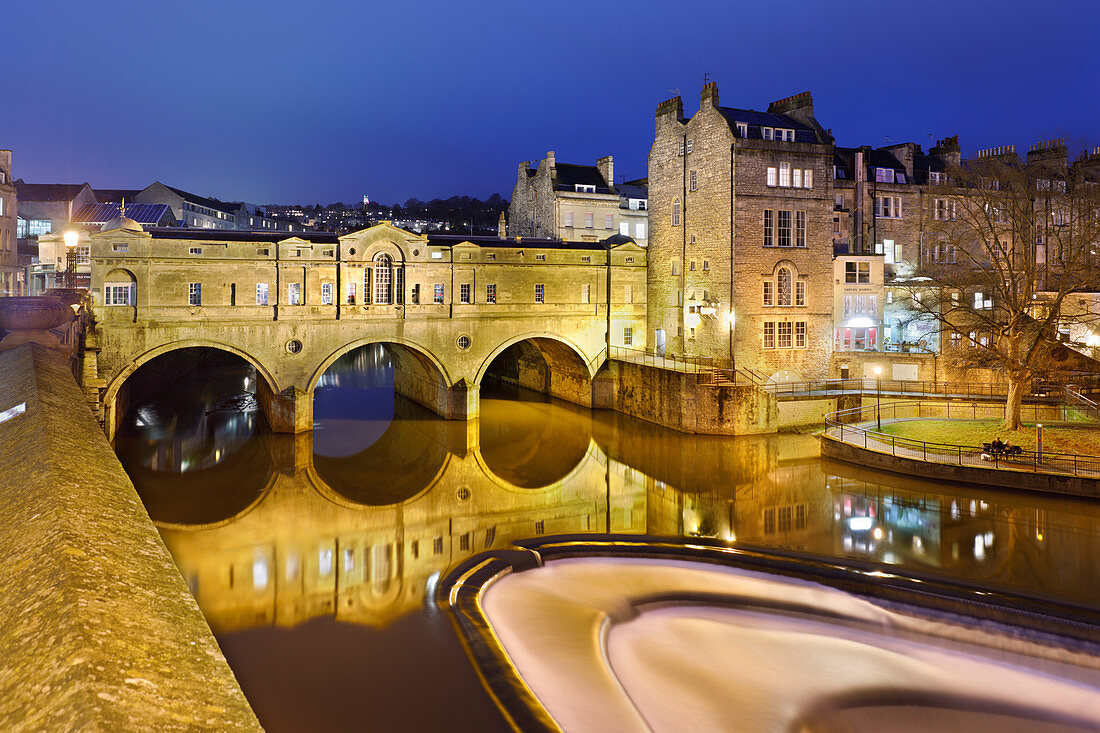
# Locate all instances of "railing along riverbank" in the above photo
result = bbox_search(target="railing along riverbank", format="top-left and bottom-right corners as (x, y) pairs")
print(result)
(765, 378), (1067, 402)
(824, 401), (1100, 478)
(608, 345), (713, 374)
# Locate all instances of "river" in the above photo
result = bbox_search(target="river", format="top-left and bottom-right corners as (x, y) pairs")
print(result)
(114, 345), (1100, 732)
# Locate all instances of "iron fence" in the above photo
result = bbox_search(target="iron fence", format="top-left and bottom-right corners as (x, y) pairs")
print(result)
(823, 400), (1100, 478)
(608, 345), (714, 374)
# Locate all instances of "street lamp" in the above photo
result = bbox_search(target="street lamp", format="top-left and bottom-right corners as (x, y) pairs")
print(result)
(1037, 423), (1043, 464)
(63, 230), (79, 289)
(873, 365), (883, 431)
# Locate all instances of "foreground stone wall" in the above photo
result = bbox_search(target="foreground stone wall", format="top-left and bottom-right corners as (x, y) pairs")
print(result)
(0, 344), (259, 731)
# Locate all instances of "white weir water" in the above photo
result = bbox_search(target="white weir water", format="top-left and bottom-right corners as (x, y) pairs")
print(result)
(482, 558), (1100, 733)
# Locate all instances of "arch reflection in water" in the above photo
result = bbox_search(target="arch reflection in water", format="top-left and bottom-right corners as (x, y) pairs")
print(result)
(129, 360), (1100, 634)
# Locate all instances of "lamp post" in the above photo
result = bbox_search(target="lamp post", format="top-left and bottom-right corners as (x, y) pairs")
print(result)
(63, 230), (79, 289)
(1037, 423), (1043, 465)
(874, 365), (883, 431)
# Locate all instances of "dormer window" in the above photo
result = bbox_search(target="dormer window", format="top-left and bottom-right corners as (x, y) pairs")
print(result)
(575, 184), (596, 193)
(762, 127), (774, 141)
(736, 122), (748, 137)
(0, 172), (6, 184)
(834, 166), (846, 179)
(929, 171), (947, 184)
(874, 167), (895, 184)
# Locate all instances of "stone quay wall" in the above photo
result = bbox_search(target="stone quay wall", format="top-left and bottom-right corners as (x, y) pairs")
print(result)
(0, 343), (259, 731)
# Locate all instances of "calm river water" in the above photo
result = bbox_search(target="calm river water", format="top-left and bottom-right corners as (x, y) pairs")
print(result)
(115, 345), (1100, 732)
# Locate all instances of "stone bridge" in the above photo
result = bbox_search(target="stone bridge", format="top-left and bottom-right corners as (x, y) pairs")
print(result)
(82, 221), (648, 440)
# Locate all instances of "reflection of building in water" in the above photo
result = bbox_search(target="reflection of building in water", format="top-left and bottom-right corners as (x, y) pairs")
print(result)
(158, 424), (648, 633)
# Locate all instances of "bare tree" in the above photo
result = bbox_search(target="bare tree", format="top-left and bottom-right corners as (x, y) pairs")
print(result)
(896, 147), (1100, 429)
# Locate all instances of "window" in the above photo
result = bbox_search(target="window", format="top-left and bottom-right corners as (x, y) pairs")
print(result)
(433, 284), (444, 303)
(703, 260), (709, 271)
(672, 199), (680, 226)
(536, 253), (546, 261)
(689, 171), (698, 191)
(795, 211), (806, 247)
(763, 321), (775, 348)
(767, 167), (777, 187)
(584, 213), (594, 229)
(624, 284), (633, 302)
(779, 162), (791, 187)
(636, 221), (646, 239)
(777, 268), (792, 306)
(624, 327), (633, 346)
(874, 167), (895, 183)
(803, 169), (813, 188)
(486, 284), (496, 303)
(373, 254), (393, 304)
(777, 210), (792, 247)
(535, 284), (544, 303)
(76, 245), (91, 265)
(288, 282), (302, 305)
(835, 193), (845, 209)
(777, 321), (792, 348)
(256, 282), (269, 305)
(763, 281), (774, 306)
(834, 166), (846, 179)
(883, 238), (895, 264)
(580, 255), (591, 263)
(575, 184), (595, 193)
(189, 247), (202, 255)
(672, 259), (680, 276)
(686, 139), (693, 154)
(845, 262), (870, 283)
(736, 122), (748, 137)
(486, 252), (496, 260)
(346, 282), (356, 304)
(833, 216), (841, 234)
(112, 243), (128, 252)
(410, 283), (420, 304)
(433, 537), (443, 555)
(564, 210), (574, 228)
(460, 283), (470, 303)
(104, 283), (134, 306)
(582, 283), (591, 303)
(795, 280), (805, 306)
(795, 321), (806, 347)
(619, 221), (630, 236)
(762, 127), (774, 141)
(793, 168), (802, 188)
(690, 260), (696, 271)
(188, 282), (201, 306)
(321, 282), (333, 305)
(763, 209), (774, 246)
(604, 213), (614, 229)
(930, 171), (947, 184)
(875, 196), (902, 218)
(678, 141), (685, 155)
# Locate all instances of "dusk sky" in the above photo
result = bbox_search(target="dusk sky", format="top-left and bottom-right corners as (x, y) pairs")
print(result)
(7, 0), (1099, 206)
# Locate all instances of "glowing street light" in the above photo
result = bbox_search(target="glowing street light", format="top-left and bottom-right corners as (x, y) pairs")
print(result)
(873, 365), (883, 431)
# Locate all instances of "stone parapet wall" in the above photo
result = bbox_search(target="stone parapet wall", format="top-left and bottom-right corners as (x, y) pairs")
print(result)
(0, 344), (259, 730)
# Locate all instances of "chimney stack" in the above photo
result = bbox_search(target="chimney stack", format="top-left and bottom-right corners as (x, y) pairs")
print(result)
(597, 156), (614, 189)
(700, 81), (719, 109)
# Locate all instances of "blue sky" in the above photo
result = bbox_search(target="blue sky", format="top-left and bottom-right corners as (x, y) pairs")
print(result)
(6, 0), (1099, 205)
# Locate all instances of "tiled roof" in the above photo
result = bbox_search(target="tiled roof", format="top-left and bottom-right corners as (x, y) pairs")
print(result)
(14, 182), (90, 202)
(717, 107), (818, 143)
(553, 163), (612, 192)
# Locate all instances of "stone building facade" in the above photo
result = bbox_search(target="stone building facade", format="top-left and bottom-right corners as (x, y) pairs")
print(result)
(0, 151), (17, 295)
(508, 152), (648, 247)
(647, 85), (835, 377)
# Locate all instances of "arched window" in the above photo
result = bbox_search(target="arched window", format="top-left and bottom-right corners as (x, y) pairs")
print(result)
(103, 268), (136, 306)
(373, 254), (393, 304)
(672, 198), (681, 226)
(777, 267), (792, 306)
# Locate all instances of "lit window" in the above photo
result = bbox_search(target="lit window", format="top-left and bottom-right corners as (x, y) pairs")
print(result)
(793, 168), (802, 188)
(779, 162), (791, 187)
(767, 167), (777, 187)
(624, 327), (633, 346)
(875, 167), (895, 183)
(256, 282), (269, 305)
(777, 210), (792, 247)
(672, 199), (681, 226)
(346, 282), (356, 304)
(635, 221), (646, 239)
(460, 283), (471, 303)
(777, 268), (792, 306)
(321, 282), (333, 305)
(433, 283), (444, 303)
(795, 281), (805, 306)
(803, 169), (813, 188)
(104, 282), (134, 306)
(288, 282), (302, 305)
(778, 322), (793, 348)
(486, 283), (496, 303)
(619, 221), (630, 236)
(763, 281), (774, 306)
(373, 254), (393, 304)
(535, 284), (544, 303)
(188, 282), (201, 306)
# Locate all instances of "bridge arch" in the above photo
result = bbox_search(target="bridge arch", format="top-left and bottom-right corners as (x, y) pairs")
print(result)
(476, 333), (600, 408)
(102, 339), (281, 442)
(308, 336), (452, 393)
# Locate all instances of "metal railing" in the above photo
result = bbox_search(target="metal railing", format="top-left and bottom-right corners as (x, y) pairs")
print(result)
(608, 345), (713, 373)
(1064, 387), (1100, 422)
(824, 401), (1100, 478)
(764, 378), (1063, 402)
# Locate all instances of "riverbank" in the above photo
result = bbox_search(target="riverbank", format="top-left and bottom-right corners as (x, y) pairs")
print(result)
(879, 418), (1100, 455)
(0, 344), (259, 730)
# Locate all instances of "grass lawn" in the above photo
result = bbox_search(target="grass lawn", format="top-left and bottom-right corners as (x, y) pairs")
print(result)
(878, 419), (1100, 456)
